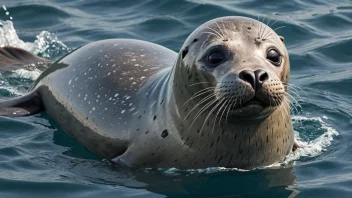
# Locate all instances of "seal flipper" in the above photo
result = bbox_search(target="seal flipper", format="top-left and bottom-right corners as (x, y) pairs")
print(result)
(0, 46), (51, 72)
(0, 92), (43, 116)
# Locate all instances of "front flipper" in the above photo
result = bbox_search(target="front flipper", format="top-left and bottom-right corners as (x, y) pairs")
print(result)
(0, 92), (43, 116)
(0, 46), (51, 72)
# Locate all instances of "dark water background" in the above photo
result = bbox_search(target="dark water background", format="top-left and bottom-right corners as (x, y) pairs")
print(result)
(0, 0), (351, 197)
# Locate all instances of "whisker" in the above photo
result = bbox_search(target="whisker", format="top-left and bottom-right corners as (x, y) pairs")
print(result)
(263, 32), (273, 40)
(263, 19), (279, 39)
(284, 97), (298, 115)
(281, 97), (292, 117)
(269, 19), (279, 28)
(189, 82), (219, 86)
(183, 88), (215, 106)
(285, 93), (302, 112)
(283, 83), (307, 97)
(212, 97), (229, 134)
(202, 31), (223, 40)
(273, 26), (287, 31)
(285, 91), (302, 107)
(183, 93), (215, 121)
(260, 14), (269, 38)
(198, 96), (225, 135)
(287, 88), (304, 101)
(226, 98), (237, 122)
(189, 95), (220, 131)
(215, 21), (226, 41)
(219, 97), (232, 125)
(205, 27), (224, 40)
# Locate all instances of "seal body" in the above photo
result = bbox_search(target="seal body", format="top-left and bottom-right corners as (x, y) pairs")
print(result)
(29, 39), (177, 159)
(0, 16), (295, 170)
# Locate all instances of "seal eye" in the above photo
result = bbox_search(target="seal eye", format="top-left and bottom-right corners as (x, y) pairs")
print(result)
(207, 51), (225, 66)
(267, 49), (281, 65)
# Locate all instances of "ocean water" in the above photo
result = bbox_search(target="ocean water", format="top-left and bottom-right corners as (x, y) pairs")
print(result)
(0, 0), (351, 197)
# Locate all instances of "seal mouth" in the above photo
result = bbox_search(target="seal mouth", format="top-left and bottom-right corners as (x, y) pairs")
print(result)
(243, 97), (265, 107)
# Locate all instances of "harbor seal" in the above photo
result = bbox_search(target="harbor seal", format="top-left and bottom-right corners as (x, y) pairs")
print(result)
(0, 16), (295, 169)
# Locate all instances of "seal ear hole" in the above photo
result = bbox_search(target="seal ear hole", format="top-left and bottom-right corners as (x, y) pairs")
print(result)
(279, 36), (284, 42)
(182, 46), (189, 59)
(193, 38), (198, 43)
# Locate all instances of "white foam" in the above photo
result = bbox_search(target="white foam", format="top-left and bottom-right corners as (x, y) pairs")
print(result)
(13, 69), (42, 80)
(0, 20), (32, 49)
(0, 19), (70, 59)
(269, 115), (339, 167)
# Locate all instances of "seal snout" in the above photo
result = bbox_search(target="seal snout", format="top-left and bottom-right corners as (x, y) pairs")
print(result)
(239, 69), (269, 91)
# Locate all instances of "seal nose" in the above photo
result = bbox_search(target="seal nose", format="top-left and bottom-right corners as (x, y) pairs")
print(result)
(254, 69), (269, 89)
(239, 70), (255, 89)
(239, 69), (269, 90)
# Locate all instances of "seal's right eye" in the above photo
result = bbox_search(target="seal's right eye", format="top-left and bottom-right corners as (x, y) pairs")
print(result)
(207, 51), (225, 66)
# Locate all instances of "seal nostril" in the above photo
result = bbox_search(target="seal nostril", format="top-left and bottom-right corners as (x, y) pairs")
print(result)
(239, 70), (255, 89)
(259, 72), (269, 82)
(254, 70), (269, 84)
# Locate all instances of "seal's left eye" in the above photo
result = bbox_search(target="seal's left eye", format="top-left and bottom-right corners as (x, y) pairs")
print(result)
(207, 51), (225, 66)
(267, 49), (281, 65)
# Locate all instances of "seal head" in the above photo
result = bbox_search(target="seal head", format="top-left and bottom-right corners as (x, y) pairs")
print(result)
(167, 16), (294, 169)
(178, 16), (290, 121)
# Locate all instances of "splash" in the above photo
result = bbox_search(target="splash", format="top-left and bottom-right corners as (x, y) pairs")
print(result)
(0, 10), (72, 94)
(0, 19), (71, 60)
(281, 115), (339, 163)
(2, 5), (13, 20)
(12, 68), (42, 80)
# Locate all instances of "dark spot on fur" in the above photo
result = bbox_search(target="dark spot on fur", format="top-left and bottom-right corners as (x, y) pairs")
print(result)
(247, 27), (251, 30)
(153, 115), (157, 120)
(145, 131), (149, 134)
(136, 128), (139, 131)
(161, 130), (168, 138)
(160, 99), (164, 105)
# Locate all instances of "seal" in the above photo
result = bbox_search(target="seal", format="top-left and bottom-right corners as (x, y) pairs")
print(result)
(0, 16), (296, 170)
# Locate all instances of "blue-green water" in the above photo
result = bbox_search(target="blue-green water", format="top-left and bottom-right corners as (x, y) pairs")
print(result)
(0, 0), (351, 197)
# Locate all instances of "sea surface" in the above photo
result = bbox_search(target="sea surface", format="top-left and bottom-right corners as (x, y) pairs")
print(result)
(0, 0), (351, 197)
